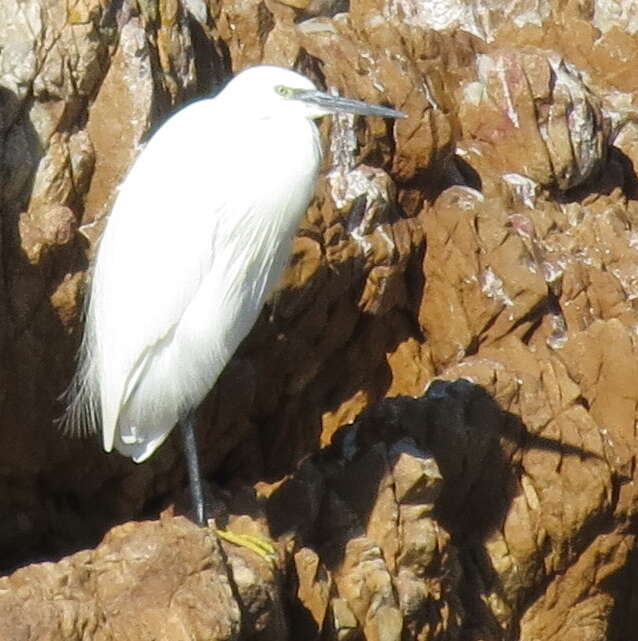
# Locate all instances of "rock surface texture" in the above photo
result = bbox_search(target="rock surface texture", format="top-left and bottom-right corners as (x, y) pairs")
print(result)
(1, 0), (637, 639)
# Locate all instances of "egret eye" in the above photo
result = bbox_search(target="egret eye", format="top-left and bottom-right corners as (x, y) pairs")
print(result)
(275, 85), (294, 98)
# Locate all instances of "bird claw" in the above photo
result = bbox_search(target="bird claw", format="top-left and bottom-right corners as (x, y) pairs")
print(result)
(213, 526), (277, 564)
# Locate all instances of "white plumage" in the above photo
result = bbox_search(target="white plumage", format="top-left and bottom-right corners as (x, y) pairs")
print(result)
(65, 67), (322, 461)
(62, 65), (404, 494)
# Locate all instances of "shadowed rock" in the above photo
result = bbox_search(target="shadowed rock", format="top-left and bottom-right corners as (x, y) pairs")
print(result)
(1, 0), (638, 639)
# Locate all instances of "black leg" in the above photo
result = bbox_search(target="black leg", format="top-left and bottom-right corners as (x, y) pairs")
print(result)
(180, 411), (205, 526)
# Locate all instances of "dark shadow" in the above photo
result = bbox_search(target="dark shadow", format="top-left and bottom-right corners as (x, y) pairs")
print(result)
(609, 146), (638, 201)
(186, 13), (232, 97)
(201, 234), (424, 484)
(0, 8), (234, 572)
(294, 48), (327, 91)
(0, 84), (104, 571)
(453, 154), (483, 192)
(97, 0), (126, 30)
(398, 154), (483, 209)
(557, 145), (638, 204)
(1, 142), (423, 574)
(603, 530), (638, 640)
(1, 18), (421, 574)
(266, 379), (607, 640)
(295, 0), (350, 22)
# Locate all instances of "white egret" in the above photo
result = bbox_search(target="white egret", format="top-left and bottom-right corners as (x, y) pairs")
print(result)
(63, 65), (405, 525)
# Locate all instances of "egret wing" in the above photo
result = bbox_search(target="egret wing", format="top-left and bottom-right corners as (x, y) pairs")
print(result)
(70, 99), (237, 448)
(64, 99), (321, 463)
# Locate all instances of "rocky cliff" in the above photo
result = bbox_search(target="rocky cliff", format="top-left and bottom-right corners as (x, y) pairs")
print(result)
(0, 0), (637, 639)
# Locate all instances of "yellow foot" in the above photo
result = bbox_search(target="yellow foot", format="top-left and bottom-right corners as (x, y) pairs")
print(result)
(213, 527), (277, 564)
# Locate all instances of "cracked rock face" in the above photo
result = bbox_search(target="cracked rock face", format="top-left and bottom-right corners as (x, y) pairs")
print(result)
(459, 48), (609, 191)
(1, 0), (638, 640)
(0, 515), (283, 641)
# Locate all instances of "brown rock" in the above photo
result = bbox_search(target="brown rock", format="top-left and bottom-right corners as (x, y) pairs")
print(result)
(0, 516), (283, 641)
(2, 0), (638, 639)
(294, 546), (332, 630)
(458, 48), (609, 191)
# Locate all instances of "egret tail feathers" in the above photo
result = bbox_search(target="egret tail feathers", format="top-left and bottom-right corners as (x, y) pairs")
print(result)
(58, 350), (100, 438)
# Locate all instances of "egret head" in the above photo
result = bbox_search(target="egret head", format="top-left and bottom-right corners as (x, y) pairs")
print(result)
(221, 65), (406, 121)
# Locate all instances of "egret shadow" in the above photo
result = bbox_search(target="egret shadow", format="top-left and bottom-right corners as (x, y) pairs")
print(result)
(266, 379), (607, 641)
